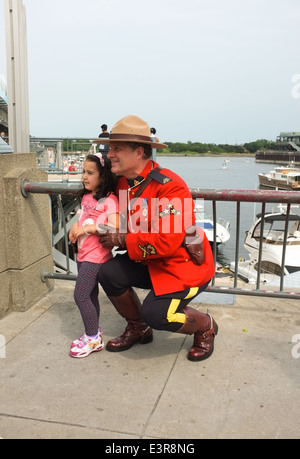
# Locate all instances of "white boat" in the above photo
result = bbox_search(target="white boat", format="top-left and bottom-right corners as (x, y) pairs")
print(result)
(221, 162), (228, 170)
(194, 201), (230, 246)
(258, 164), (300, 190)
(230, 208), (300, 283)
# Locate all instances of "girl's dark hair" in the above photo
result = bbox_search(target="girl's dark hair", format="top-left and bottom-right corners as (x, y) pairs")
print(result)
(81, 154), (117, 201)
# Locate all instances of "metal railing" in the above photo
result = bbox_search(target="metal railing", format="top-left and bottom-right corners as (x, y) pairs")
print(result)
(21, 179), (300, 300)
(190, 188), (300, 299)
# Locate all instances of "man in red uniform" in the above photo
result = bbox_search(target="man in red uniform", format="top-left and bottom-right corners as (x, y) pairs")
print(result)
(96, 115), (218, 361)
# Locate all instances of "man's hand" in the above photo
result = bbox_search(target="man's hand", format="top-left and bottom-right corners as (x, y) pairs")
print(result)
(99, 231), (128, 249)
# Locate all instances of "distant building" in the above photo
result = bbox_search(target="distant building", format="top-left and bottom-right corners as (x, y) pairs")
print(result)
(256, 131), (300, 165)
(276, 132), (300, 145)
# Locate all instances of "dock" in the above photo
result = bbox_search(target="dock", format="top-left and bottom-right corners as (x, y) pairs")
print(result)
(0, 280), (299, 440)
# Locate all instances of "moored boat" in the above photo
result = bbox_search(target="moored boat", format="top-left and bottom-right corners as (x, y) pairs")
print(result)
(194, 201), (230, 246)
(230, 207), (300, 283)
(258, 164), (300, 190)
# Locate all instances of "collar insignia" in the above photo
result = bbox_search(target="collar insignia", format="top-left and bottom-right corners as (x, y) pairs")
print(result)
(127, 176), (144, 188)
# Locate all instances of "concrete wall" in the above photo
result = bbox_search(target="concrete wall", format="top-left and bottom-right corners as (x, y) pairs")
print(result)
(0, 153), (53, 318)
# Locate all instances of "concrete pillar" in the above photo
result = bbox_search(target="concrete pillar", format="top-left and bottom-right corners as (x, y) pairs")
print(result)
(0, 153), (54, 318)
(5, 0), (30, 153)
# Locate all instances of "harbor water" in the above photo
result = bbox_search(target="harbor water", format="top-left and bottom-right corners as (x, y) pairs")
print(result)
(158, 155), (280, 265)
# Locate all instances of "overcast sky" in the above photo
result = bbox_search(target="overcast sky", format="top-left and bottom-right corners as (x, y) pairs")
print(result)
(0, 0), (299, 143)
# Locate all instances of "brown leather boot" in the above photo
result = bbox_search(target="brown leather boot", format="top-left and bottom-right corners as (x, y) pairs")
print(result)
(106, 288), (153, 352)
(177, 307), (218, 362)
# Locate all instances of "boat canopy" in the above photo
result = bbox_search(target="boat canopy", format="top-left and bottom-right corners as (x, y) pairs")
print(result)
(256, 213), (300, 222)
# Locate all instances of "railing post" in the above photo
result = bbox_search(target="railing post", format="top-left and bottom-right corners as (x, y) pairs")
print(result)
(280, 203), (291, 291)
(233, 201), (241, 289)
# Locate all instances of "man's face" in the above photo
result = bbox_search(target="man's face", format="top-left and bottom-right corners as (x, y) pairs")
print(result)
(107, 142), (141, 178)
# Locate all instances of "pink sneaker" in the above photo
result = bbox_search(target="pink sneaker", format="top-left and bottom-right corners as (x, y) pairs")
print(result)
(71, 327), (102, 348)
(69, 333), (104, 359)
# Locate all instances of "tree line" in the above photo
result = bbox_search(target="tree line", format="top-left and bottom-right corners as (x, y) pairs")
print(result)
(159, 139), (280, 154)
(60, 138), (280, 154)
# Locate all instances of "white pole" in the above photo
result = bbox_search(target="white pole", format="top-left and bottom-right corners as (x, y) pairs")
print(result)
(4, 0), (30, 153)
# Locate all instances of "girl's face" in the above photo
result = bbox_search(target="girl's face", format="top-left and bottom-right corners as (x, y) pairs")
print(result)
(82, 160), (101, 195)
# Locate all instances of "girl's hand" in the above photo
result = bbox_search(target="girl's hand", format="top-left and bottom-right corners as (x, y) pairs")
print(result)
(73, 224), (97, 240)
(73, 226), (86, 239)
(69, 222), (79, 243)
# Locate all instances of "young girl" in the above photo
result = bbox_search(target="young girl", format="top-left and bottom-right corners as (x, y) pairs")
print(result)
(68, 153), (119, 358)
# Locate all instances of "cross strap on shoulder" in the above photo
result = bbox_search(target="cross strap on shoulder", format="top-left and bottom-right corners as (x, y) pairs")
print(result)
(133, 166), (163, 198)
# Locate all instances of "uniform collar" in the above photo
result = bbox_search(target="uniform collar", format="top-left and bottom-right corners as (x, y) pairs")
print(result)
(126, 160), (157, 189)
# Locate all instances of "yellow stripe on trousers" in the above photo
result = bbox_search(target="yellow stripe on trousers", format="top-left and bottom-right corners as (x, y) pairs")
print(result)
(166, 288), (200, 324)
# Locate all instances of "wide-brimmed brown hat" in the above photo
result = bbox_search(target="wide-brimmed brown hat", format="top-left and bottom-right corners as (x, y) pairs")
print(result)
(93, 115), (168, 149)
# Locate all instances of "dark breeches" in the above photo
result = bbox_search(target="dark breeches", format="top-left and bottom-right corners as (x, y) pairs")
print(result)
(98, 253), (209, 332)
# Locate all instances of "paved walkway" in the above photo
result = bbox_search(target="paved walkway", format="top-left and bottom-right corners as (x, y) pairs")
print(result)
(0, 280), (299, 439)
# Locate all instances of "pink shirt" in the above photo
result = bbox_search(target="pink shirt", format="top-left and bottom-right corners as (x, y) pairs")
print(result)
(77, 193), (119, 264)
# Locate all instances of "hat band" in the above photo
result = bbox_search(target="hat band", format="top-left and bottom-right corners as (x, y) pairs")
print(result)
(110, 133), (152, 143)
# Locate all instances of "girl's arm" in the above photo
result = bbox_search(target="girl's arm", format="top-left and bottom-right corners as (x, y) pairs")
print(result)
(72, 213), (119, 240)
(69, 221), (79, 243)
(72, 223), (97, 239)
(107, 212), (119, 230)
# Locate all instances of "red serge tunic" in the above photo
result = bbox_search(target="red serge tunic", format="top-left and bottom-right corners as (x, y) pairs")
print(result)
(117, 160), (215, 296)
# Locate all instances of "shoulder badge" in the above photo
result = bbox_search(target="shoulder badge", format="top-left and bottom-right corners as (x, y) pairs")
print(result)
(149, 169), (172, 185)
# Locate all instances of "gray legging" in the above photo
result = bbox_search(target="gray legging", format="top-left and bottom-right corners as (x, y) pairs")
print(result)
(74, 261), (101, 336)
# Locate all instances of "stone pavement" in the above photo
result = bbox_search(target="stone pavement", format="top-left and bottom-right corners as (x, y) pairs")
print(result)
(0, 280), (300, 440)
